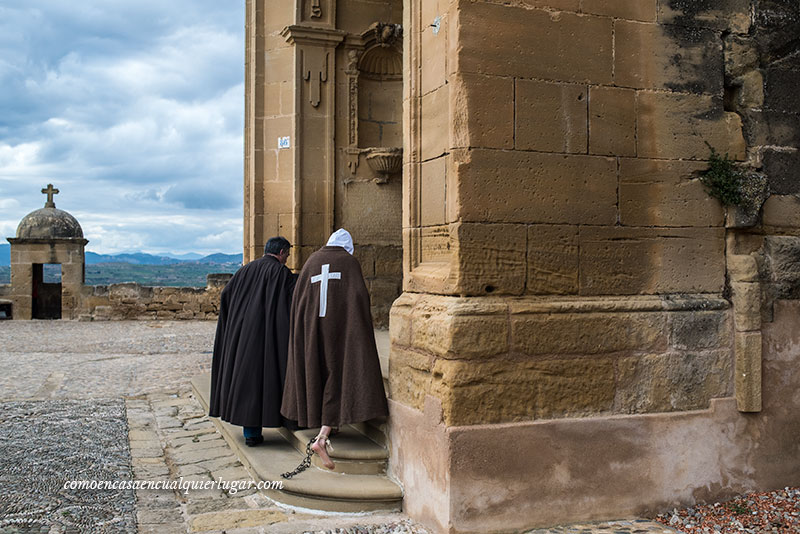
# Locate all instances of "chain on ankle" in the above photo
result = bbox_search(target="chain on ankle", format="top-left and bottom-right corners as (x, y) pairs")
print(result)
(280, 438), (315, 479)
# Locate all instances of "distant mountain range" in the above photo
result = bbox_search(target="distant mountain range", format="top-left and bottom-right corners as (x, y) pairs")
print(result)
(0, 243), (241, 267)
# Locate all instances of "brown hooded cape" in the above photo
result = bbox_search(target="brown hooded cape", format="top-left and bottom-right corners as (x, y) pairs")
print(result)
(281, 246), (388, 428)
(209, 255), (297, 427)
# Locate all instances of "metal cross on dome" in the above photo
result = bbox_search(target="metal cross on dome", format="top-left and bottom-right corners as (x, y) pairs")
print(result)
(42, 184), (59, 208)
(311, 263), (341, 318)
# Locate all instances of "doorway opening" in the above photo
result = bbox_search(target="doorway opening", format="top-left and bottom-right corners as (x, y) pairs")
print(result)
(32, 263), (61, 319)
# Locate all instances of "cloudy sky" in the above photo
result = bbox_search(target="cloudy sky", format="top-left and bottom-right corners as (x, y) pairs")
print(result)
(0, 1), (245, 255)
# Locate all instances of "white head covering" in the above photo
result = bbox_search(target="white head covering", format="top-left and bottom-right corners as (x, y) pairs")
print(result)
(326, 228), (354, 255)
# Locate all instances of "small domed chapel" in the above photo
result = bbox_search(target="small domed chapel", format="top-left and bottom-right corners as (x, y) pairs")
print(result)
(6, 185), (88, 320)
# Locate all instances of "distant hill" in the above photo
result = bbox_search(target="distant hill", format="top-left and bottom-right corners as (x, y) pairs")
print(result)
(0, 245), (241, 267)
(86, 252), (182, 265)
(198, 253), (242, 264)
(162, 252), (203, 260)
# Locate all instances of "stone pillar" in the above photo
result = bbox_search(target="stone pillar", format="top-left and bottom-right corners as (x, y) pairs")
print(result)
(60, 241), (86, 320)
(244, 0), (344, 268)
(389, 1), (746, 532)
(9, 260), (33, 320)
(281, 16), (345, 267)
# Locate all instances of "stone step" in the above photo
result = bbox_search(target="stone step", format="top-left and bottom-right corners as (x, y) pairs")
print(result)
(280, 426), (388, 475)
(191, 373), (403, 513)
(351, 418), (388, 448)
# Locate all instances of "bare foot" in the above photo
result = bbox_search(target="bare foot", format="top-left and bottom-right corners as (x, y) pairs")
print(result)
(311, 435), (335, 470)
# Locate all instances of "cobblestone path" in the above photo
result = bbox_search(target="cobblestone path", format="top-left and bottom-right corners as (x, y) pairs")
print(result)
(0, 321), (679, 534)
(0, 399), (136, 534)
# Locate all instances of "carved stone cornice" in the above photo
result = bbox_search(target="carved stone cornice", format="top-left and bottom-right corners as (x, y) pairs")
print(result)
(8, 237), (88, 246)
(281, 25), (346, 48)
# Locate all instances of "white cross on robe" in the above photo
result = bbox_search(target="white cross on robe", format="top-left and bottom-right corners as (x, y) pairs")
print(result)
(311, 264), (341, 318)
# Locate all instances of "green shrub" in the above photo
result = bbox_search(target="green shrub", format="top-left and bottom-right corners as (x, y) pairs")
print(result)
(700, 147), (744, 206)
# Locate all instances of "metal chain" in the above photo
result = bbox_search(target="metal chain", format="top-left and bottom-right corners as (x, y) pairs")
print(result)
(280, 438), (316, 479)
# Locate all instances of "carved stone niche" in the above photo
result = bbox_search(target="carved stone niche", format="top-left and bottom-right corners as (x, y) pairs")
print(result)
(346, 22), (403, 184)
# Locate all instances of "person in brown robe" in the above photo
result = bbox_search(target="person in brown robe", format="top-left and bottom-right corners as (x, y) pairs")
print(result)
(281, 229), (388, 469)
(210, 236), (297, 446)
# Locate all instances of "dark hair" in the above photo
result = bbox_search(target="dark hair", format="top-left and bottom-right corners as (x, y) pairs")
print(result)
(264, 236), (291, 256)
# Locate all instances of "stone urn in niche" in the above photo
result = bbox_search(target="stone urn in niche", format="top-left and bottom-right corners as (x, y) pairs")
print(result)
(365, 147), (402, 184)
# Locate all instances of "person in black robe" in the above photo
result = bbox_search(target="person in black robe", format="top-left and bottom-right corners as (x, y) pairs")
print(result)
(281, 229), (388, 469)
(210, 236), (297, 446)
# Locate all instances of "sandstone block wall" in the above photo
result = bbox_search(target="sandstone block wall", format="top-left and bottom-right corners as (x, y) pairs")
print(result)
(395, 0), (800, 428)
(390, 293), (733, 426)
(77, 274), (231, 321)
(405, 0), (756, 297)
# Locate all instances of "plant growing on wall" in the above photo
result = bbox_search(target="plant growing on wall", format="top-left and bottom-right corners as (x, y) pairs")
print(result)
(700, 147), (745, 206)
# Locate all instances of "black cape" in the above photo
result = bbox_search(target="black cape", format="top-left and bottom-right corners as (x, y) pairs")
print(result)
(281, 246), (388, 428)
(209, 255), (297, 427)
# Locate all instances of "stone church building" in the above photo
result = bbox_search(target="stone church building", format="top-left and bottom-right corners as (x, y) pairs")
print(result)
(243, 0), (800, 532)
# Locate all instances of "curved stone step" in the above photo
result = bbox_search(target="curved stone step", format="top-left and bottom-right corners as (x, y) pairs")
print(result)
(351, 418), (388, 448)
(280, 427), (388, 475)
(191, 373), (403, 513)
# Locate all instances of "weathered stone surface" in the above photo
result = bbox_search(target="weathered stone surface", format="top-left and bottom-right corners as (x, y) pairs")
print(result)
(735, 331), (762, 412)
(615, 20), (723, 94)
(511, 311), (667, 355)
(724, 34), (759, 78)
(375, 245), (403, 278)
(615, 350), (732, 413)
(764, 67), (800, 112)
(761, 236), (800, 303)
(579, 227), (725, 295)
(670, 311), (731, 350)
(753, 1), (800, 65)
(581, 0), (657, 21)
(189, 509), (286, 532)
(589, 86), (635, 156)
(763, 151), (800, 195)
(762, 194), (800, 227)
(453, 223), (527, 295)
(618, 158), (723, 227)
(420, 13), (447, 95)
(409, 296), (510, 358)
(742, 110), (800, 148)
(420, 157), (447, 227)
(526, 225), (579, 295)
(421, 84), (449, 160)
(453, 149), (617, 225)
(515, 79), (587, 153)
(636, 92), (745, 160)
(455, 2), (613, 84)
(389, 349), (433, 412)
(510, 0), (580, 11)
(433, 356), (617, 425)
(657, 0), (752, 32)
(729, 70), (765, 111)
(726, 172), (770, 229)
(732, 282), (761, 332)
(450, 73), (514, 150)
(727, 254), (759, 283)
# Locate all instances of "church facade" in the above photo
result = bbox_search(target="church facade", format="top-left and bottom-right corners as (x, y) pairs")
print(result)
(246, 0), (800, 532)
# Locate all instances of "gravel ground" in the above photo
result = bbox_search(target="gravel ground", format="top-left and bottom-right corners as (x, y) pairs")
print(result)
(656, 487), (800, 533)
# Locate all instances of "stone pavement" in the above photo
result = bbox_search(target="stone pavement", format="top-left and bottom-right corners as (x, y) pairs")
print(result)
(0, 320), (681, 534)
